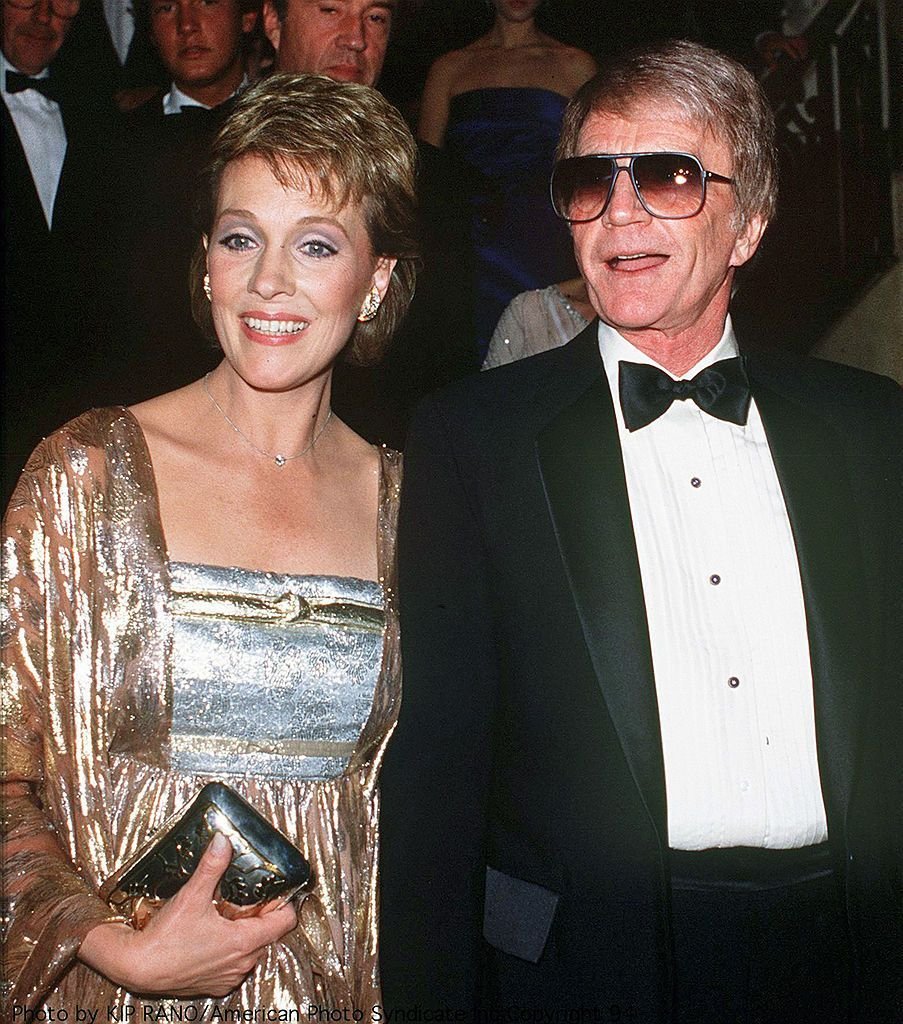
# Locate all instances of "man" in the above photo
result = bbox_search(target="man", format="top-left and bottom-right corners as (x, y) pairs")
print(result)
(1, 0), (119, 502)
(262, 0), (477, 447)
(379, 40), (901, 1023)
(262, 0), (394, 83)
(98, 0), (259, 410)
(133, 0), (256, 114)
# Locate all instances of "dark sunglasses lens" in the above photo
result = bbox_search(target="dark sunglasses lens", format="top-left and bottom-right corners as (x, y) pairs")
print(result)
(633, 153), (704, 217)
(552, 158), (614, 222)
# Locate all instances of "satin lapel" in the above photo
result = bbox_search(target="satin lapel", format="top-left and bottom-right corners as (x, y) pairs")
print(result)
(750, 362), (863, 829)
(536, 346), (666, 837)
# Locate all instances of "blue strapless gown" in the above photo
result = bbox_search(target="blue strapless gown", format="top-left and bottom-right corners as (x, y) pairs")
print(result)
(445, 87), (578, 359)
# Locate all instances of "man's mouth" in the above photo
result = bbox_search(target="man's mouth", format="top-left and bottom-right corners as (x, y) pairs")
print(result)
(327, 64), (364, 82)
(607, 253), (668, 270)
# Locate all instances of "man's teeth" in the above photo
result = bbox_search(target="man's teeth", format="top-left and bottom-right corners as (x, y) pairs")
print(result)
(244, 317), (306, 334)
(615, 253), (649, 260)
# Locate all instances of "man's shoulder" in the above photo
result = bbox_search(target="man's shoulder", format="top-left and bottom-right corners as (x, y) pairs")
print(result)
(745, 348), (901, 459)
(442, 323), (597, 397)
(745, 348), (901, 410)
(411, 324), (603, 451)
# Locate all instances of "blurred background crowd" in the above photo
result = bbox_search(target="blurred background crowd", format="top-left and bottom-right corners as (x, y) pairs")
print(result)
(3, 0), (900, 505)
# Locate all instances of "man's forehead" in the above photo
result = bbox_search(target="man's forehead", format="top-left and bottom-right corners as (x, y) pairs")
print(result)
(293, 0), (396, 12)
(577, 103), (723, 158)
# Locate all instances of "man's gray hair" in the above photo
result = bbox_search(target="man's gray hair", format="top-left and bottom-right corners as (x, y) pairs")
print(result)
(557, 39), (778, 227)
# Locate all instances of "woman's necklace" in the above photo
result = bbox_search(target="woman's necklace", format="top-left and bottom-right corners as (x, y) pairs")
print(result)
(202, 373), (333, 467)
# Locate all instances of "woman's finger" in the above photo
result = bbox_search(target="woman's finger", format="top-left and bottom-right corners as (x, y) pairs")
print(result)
(177, 832), (233, 906)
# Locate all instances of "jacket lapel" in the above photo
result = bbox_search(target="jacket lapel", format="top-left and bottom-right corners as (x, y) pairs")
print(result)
(748, 358), (864, 831)
(536, 327), (666, 839)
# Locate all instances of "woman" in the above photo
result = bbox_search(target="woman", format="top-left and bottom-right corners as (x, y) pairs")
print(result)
(1, 74), (417, 1013)
(483, 275), (594, 369)
(418, 0), (596, 358)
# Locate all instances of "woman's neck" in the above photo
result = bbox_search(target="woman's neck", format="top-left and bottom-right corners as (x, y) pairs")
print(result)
(203, 364), (334, 463)
(488, 16), (541, 49)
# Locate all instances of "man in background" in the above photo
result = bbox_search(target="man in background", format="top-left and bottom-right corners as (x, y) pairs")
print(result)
(99, 0), (260, 408)
(262, 0), (477, 446)
(2, 0), (119, 502)
(263, 0), (393, 84)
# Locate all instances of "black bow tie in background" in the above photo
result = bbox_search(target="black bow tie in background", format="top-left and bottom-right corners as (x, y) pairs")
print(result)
(5, 69), (63, 103)
(619, 357), (752, 431)
(178, 103), (216, 120)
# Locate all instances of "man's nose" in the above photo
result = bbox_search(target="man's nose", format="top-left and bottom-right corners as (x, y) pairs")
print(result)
(177, 1), (201, 34)
(336, 13), (366, 51)
(32, 0), (53, 24)
(604, 163), (652, 226)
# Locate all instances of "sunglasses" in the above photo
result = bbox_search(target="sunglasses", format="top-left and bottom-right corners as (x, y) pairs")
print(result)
(550, 152), (734, 223)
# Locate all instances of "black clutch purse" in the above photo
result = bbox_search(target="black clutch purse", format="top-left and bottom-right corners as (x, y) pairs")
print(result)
(101, 782), (312, 925)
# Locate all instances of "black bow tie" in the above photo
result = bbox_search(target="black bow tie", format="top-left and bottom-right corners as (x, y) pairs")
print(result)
(6, 69), (62, 103)
(618, 357), (751, 431)
(178, 103), (215, 118)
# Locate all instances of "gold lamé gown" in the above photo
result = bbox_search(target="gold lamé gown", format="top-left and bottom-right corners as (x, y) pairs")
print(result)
(1, 408), (402, 1016)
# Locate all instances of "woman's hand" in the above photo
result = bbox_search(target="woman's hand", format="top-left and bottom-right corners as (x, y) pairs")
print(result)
(79, 833), (298, 998)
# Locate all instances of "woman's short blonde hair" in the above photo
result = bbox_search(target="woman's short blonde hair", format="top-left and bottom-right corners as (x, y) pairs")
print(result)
(191, 74), (419, 365)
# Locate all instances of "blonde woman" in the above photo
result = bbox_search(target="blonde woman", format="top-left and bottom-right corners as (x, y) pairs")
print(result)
(2, 74), (416, 1015)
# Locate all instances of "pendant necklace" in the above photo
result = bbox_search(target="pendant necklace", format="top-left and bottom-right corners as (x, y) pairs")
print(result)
(203, 373), (333, 467)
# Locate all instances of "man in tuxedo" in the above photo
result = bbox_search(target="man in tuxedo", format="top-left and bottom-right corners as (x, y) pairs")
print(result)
(131, 0), (256, 116)
(1, 0), (121, 502)
(261, 0), (478, 447)
(98, 0), (259, 409)
(379, 40), (901, 1023)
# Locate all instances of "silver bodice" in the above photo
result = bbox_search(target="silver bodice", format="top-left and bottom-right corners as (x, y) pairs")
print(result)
(168, 562), (385, 780)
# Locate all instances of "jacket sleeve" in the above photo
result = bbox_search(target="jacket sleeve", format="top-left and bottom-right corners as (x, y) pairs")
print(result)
(378, 395), (498, 1015)
(1, 451), (123, 1012)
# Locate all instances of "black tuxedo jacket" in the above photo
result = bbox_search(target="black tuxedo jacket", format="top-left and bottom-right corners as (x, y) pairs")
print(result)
(2, 90), (122, 502)
(379, 322), (902, 1021)
(96, 93), (224, 411)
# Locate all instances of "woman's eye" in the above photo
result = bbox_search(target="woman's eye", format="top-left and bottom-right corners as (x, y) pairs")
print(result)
(219, 233), (256, 252)
(300, 239), (337, 258)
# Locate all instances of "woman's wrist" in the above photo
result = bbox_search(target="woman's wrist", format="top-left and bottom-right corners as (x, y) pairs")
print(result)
(78, 920), (146, 990)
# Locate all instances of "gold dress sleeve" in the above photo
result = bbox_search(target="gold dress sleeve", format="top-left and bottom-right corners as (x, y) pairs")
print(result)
(1, 419), (132, 1011)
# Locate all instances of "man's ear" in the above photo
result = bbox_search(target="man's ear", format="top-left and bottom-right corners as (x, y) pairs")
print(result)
(730, 214), (767, 269)
(262, 1), (282, 52)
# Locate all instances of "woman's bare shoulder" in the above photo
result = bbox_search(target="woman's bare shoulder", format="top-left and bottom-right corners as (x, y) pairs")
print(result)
(129, 382), (202, 442)
(555, 45), (598, 88)
(427, 46), (473, 84)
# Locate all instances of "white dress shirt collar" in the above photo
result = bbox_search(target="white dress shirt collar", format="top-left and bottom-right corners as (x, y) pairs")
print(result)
(2, 48), (50, 84)
(163, 75), (248, 116)
(2, 49), (66, 228)
(598, 317), (740, 431)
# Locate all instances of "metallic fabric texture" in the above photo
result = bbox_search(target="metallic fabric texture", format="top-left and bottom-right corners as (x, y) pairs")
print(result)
(1, 407), (402, 1015)
(170, 565), (384, 780)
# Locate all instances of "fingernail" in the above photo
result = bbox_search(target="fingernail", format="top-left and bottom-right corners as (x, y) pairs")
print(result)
(211, 832), (231, 856)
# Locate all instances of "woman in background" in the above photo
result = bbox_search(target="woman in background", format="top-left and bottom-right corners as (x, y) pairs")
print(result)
(483, 275), (594, 368)
(2, 74), (416, 1015)
(418, 0), (596, 359)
